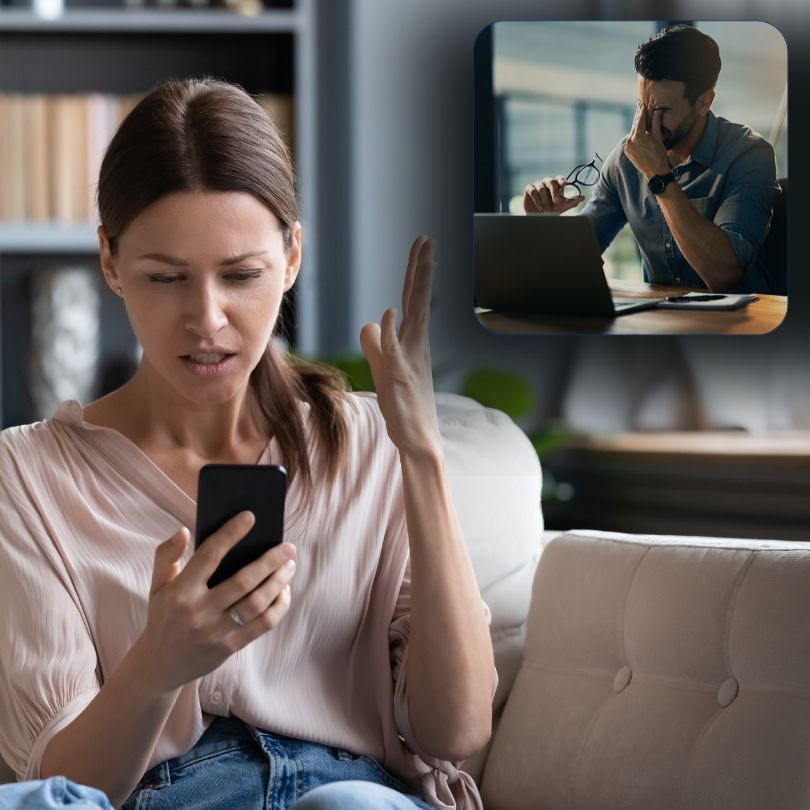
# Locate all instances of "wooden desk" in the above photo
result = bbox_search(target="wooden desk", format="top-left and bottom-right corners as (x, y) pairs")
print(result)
(476, 279), (787, 335)
(543, 431), (810, 540)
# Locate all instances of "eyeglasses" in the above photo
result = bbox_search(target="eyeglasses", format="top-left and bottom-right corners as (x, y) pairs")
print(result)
(563, 152), (602, 199)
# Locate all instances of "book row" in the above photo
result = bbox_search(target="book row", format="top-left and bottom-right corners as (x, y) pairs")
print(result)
(0, 92), (293, 224)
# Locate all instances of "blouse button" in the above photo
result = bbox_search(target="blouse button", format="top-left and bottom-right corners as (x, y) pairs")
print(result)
(211, 690), (223, 704)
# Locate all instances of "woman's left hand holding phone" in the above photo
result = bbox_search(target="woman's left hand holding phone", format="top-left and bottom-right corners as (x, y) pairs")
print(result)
(135, 512), (298, 693)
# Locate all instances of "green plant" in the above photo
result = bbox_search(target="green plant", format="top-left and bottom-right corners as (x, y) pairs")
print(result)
(460, 368), (533, 422)
(459, 367), (579, 505)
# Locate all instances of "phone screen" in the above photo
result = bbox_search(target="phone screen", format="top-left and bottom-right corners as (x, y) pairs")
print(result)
(195, 464), (286, 588)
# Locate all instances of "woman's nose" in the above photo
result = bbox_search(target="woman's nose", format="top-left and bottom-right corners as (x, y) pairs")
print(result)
(184, 283), (228, 338)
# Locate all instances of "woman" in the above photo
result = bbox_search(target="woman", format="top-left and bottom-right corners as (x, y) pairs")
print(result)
(0, 78), (495, 809)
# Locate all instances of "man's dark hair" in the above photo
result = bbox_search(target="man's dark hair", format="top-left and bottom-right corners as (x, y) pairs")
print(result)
(635, 24), (721, 105)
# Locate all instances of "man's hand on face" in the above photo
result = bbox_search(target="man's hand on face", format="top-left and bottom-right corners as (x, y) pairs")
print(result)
(624, 104), (671, 180)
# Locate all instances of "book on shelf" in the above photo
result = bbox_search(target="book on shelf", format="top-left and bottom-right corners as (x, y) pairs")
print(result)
(23, 95), (50, 221)
(0, 91), (294, 226)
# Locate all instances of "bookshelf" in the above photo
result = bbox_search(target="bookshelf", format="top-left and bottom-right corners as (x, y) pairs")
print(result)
(0, 0), (325, 426)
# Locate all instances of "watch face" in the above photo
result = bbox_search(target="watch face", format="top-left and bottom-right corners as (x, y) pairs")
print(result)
(650, 176), (665, 194)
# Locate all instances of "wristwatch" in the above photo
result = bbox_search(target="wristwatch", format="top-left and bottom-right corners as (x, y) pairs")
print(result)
(648, 172), (676, 195)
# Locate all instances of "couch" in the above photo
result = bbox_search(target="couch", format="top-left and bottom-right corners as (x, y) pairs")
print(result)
(3, 394), (810, 810)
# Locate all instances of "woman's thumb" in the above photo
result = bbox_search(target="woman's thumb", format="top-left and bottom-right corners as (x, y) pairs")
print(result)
(150, 527), (189, 595)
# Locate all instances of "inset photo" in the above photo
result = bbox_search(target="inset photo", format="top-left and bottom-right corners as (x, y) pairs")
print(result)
(473, 21), (787, 335)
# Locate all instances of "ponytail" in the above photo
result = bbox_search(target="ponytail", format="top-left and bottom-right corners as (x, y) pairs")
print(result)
(249, 344), (351, 497)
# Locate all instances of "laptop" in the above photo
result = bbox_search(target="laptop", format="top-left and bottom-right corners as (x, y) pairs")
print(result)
(474, 213), (663, 316)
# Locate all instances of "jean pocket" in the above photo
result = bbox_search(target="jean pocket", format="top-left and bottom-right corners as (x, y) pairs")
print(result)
(122, 763), (171, 810)
(121, 784), (159, 810)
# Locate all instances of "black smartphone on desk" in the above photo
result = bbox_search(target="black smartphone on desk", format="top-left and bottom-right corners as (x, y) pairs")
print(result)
(195, 464), (287, 588)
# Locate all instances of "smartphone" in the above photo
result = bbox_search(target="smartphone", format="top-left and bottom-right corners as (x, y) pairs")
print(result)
(195, 464), (287, 589)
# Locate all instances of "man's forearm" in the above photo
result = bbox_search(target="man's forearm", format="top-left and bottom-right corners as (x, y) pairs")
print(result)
(40, 637), (181, 807)
(399, 449), (495, 763)
(656, 183), (743, 291)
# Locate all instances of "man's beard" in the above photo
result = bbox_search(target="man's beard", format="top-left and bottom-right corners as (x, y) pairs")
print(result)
(661, 107), (697, 150)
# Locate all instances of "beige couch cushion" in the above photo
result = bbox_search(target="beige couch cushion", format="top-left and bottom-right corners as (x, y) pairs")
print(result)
(481, 530), (810, 810)
(435, 392), (543, 697)
(435, 392), (545, 785)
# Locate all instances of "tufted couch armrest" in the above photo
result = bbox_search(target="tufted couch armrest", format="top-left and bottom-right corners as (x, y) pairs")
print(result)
(480, 530), (810, 810)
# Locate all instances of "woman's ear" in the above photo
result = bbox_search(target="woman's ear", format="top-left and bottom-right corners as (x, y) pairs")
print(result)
(284, 221), (302, 291)
(97, 225), (123, 295)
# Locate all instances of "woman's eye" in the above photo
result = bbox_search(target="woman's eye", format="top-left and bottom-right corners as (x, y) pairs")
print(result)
(228, 269), (263, 281)
(148, 275), (182, 284)
(146, 270), (263, 284)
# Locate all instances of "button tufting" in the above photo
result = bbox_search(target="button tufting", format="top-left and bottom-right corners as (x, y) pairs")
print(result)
(613, 665), (632, 693)
(718, 677), (739, 707)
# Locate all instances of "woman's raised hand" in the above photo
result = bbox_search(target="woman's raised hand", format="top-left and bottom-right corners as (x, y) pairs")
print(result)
(359, 235), (441, 460)
(136, 514), (297, 693)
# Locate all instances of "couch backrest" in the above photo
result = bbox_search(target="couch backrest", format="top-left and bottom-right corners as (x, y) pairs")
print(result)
(436, 392), (545, 783)
(481, 530), (810, 810)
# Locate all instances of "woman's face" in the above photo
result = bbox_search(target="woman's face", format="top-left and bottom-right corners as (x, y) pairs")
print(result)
(99, 190), (301, 406)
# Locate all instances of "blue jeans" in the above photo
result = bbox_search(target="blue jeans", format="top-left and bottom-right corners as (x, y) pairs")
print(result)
(123, 715), (432, 809)
(0, 778), (113, 809)
(0, 716), (432, 809)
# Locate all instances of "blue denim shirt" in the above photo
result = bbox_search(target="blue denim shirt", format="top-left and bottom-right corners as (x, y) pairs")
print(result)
(581, 111), (778, 292)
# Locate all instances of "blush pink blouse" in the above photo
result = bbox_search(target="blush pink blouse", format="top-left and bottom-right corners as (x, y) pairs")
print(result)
(0, 392), (490, 809)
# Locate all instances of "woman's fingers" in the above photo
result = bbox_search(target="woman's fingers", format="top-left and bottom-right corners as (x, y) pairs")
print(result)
(150, 527), (190, 596)
(381, 307), (402, 357)
(359, 235), (434, 374)
(208, 541), (296, 613)
(400, 239), (434, 350)
(181, 511), (255, 586)
(402, 235), (429, 317)
(223, 555), (296, 632)
(238, 582), (293, 642)
(359, 321), (384, 374)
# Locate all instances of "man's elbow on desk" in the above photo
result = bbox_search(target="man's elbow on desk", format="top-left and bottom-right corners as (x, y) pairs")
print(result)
(698, 230), (746, 292)
(702, 259), (744, 293)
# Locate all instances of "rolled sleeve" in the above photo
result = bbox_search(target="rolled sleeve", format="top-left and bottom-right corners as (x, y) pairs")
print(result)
(580, 142), (629, 253)
(389, 563), (498, 762)
(714, 140), (778, 274)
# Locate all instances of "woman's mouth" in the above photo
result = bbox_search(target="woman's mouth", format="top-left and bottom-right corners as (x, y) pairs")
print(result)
(179, 353), (237, 377)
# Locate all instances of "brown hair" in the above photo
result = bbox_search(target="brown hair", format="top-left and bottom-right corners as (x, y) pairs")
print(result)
(96, 76), (350, 491)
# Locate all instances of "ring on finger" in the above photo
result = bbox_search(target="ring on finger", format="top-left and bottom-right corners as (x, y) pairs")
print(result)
(229, 608), (245, 627)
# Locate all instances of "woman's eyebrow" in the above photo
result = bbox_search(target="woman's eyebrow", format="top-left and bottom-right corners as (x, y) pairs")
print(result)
(136, 251), (268, 266)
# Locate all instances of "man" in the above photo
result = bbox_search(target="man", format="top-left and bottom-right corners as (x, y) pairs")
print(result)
(523, 24), (779, 293)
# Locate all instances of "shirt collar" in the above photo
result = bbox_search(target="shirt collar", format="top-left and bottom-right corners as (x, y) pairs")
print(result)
(689, 109), (719, 168)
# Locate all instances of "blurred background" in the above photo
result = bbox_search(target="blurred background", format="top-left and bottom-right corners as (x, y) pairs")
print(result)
(479, 20), (787, 279)
(0, 0), (808, 541)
